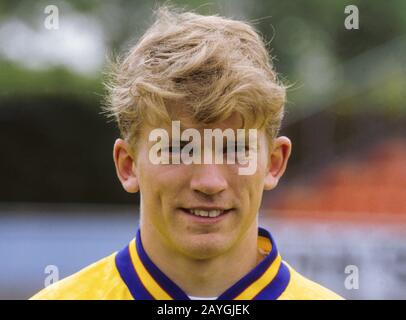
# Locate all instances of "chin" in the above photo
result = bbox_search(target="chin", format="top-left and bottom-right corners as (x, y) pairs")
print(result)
(174, 231), (236, 260)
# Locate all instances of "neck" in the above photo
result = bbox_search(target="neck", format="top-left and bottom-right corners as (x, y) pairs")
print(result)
(140, 220), (262, 297)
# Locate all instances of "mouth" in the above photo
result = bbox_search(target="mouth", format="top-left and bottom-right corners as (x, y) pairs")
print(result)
(179, 207), (233, 220)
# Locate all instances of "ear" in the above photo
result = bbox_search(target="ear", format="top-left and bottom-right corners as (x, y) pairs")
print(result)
(113, 138), (139, 193)
(264, 136), (292, 190)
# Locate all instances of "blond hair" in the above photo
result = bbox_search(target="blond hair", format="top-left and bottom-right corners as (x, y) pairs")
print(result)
(104, 6), (286, 150)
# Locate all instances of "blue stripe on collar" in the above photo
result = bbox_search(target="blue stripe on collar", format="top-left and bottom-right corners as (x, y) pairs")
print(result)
(135, 229), (190, 300)
(115, 244), (154, 300)
(252, 261), (291, 300)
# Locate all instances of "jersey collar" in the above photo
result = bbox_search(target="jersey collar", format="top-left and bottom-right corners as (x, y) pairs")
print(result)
(115, 227), (290, 300)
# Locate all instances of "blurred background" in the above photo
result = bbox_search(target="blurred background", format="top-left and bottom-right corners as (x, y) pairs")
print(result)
(0, 0), (405, 299)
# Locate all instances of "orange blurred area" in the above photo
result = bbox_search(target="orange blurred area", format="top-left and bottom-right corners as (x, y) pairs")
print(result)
(265, 137), (406, 224)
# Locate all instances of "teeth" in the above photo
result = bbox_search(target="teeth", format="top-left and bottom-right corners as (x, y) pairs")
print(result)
(209, 210), (221, 217)
(189, 209), (223, 218)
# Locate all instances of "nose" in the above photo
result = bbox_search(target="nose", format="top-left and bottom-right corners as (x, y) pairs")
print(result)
(190, 164), (228, 196)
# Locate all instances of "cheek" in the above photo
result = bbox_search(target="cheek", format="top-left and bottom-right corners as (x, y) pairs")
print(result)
(138, 160), (188, 201)
(237, 159), (267, 209)
(245, 174), (265, 203)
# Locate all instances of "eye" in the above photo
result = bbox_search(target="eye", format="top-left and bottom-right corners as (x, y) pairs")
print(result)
(162, 141), (190, 154)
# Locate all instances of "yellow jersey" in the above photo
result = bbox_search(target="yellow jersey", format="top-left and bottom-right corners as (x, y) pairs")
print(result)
(31, 227), (343, 300)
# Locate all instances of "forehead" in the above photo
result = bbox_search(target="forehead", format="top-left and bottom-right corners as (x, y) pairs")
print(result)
(137, 112), (268, 150)
(135, 103), (269, 151)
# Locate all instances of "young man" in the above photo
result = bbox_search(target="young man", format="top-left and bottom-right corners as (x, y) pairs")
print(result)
(31, 7), (342, 300)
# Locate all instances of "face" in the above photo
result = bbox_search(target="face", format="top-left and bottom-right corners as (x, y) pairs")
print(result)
(114, 112), (291, 260)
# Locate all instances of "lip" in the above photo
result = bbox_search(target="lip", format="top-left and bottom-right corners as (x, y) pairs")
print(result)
(178, 207), (233, 224)
(183, 206), (232, 211)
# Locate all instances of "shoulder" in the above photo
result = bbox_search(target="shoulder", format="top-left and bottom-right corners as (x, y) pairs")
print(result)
(30, 252), (132, 300)
(278, 262), (344, 300)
